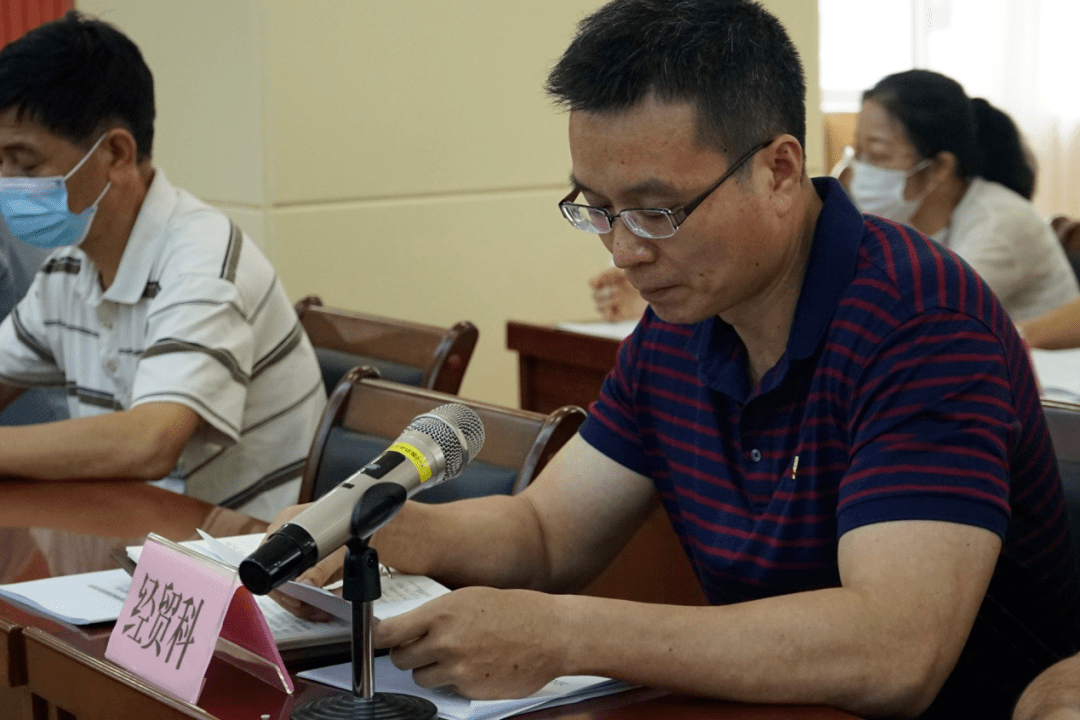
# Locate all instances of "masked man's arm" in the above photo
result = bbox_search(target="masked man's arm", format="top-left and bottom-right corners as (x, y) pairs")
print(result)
(0, 401), (201, 481)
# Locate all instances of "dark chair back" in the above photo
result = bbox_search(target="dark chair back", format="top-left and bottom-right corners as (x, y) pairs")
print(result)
(298, 369), (586, 505)
(1042, 398), (1080, 565)
(295, 295), (479, 395)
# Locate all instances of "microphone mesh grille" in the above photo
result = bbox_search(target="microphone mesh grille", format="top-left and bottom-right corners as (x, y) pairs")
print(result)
(406, 403), (485, 479)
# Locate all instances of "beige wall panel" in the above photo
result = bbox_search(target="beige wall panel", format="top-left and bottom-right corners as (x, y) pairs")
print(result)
(261, 1), (821, 205)
(270, 193), (611, 407)
(260, 0), (603, 204)
(764, 0), (825, 175)
(76, 0), (266, 206)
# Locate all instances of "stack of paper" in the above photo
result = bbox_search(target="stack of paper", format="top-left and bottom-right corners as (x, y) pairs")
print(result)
(0, 531), (451, 653)
(0, 568), (131, 625)
(299, 657), (631, 720)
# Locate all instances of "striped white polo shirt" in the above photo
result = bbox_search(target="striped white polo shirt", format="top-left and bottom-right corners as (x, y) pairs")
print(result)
(0, 170), (326, 521)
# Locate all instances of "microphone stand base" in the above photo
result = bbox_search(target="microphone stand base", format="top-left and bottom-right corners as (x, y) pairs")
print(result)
(291, 691), (438, 720)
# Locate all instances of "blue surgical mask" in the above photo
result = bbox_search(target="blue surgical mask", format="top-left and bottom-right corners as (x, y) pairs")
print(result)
(0, 133), (112, 249)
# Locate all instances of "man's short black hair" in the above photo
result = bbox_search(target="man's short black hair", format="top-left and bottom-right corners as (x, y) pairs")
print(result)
(546, 0), (806, 165)
(0, 10), (155, 160)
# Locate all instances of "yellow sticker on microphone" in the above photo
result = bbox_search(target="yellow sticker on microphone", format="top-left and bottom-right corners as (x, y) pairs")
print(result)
(389, 442), (433, 483)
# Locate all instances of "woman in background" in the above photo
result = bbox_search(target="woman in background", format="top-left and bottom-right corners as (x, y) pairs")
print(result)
(847, 69), (1078, 323)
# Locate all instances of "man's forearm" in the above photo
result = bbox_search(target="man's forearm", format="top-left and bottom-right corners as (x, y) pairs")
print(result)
(555, 586), (945, 719)
(377, 520), (998, 717)
(0, 403), (200, 481)
(1019, 297), (1080, 349)
(373, 494), (554, 591)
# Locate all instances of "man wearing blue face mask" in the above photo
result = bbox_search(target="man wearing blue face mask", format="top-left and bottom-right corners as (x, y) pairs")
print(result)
(0, 131), (112, 249)
(0, 11), (327, 581)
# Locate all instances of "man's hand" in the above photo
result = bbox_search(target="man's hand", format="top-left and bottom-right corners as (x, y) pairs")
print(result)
(264, 502), (346, 620)
(375, 585), (568, 700)
(1013, 653), (1080, 720)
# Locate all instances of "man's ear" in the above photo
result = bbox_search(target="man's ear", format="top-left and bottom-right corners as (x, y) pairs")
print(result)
(101, 127), (140, 177)
(760, 134), (805, 216)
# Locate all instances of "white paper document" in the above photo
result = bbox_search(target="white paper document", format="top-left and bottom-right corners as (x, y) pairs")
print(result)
(124, 532), (349, 648)
(0, 568), (131, 625)
(192, 530), (351, 621)
(298, 656), (632, 720)
(1031, 348), (1080, 403)
(556, 319), (638, 340)
(0, 531), (449, 651)
(191, 530), (451, 623)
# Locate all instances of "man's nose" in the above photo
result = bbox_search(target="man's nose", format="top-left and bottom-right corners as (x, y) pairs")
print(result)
(608, 223), (655, 269)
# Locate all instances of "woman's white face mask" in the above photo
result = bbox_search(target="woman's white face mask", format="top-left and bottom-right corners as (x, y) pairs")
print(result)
(849, 158), (931, 224)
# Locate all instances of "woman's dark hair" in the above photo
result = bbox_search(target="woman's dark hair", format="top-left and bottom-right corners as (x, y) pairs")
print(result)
(0, 10), (155, 160)
(863, 69), (1034, 199)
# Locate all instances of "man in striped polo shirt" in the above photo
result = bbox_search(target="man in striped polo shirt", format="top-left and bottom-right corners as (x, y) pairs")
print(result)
(0, 13), (325, 580)
(273, 1), (1076, 717)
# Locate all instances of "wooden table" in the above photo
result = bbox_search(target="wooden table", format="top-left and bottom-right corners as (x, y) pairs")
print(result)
(506, 321), (622, 415)
(20, 628), (860, 720)
(0, 595), (71, 720)
(2, 594), (861, 720)
(0, 609), (29, 720)
(506, 320), (707, 606)
(523, 690), (861, 719)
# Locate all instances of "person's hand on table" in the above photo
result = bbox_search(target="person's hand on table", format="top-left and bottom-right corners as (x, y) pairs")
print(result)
(1015, 708), (1080, 720)
(374, 585), (567, 700)
(264, 502), (346, 621)
(590, 267), (647, 322)
(1039, 711), (1080, 720)
(1013, 651), (1080, 720)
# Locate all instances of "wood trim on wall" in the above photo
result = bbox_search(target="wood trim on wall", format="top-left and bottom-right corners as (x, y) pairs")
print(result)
(2, 0), (71, 48)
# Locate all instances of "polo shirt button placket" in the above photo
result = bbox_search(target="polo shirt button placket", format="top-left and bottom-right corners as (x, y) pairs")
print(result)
(96, 304), (114, 331)
(98, 304), (120, 386)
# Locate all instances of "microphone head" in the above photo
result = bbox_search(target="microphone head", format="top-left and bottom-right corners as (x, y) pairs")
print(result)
(407, 403), (485, 479)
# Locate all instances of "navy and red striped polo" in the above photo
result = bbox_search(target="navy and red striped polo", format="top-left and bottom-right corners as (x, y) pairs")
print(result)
(580, 177), (1078, 673)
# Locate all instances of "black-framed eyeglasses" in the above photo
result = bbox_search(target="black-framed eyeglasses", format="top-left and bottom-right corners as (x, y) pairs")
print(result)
(558, 139), (773, 240)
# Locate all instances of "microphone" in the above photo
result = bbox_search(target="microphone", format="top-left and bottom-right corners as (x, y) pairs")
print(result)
(239, 403), (485, 595)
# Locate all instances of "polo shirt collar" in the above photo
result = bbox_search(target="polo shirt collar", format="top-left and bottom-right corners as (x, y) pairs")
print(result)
(102, 169), (176, 305)
(686, 177), (863, 398)
(786, 177), (862, 361)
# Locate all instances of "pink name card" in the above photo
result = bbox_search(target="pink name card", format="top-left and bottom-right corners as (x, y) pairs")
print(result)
(105, 534), (293, 704)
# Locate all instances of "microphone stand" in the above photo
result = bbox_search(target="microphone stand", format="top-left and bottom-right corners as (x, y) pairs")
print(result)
(291, 492), (437, 720)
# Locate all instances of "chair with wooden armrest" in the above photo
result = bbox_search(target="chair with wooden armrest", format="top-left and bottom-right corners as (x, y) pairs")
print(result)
(1051, 215), (1080, 284)
(298, 368), (586, 505)
(295, 295), (479, 396)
